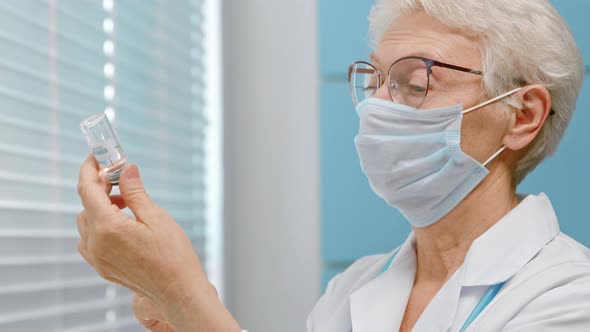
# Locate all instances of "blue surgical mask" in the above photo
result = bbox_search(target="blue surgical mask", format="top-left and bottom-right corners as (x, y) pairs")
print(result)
(354, 88), (520, 228)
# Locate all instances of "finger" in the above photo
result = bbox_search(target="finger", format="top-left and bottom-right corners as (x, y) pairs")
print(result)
(77, 240), (92, 265)
(104, 176), (113, 195)
(110, 195), (127, 210)
(82, 154), (114, 194)
(76, 211), (89, 241)
(145, 320), (175, 332)
(119, 164), (159, 222)
(77, 154), (113, 218)
(99, 169), (114, 195)
(133, 294), (168, 322)
(133, 294), (173, 331)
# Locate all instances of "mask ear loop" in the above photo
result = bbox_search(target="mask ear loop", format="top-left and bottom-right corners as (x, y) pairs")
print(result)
(483, 146), (507, 167)
(463, 87), (520, 167)
(463, 87), (523, 114)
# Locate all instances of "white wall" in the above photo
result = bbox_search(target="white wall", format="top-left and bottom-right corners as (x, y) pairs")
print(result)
(222, 0), (321, 331)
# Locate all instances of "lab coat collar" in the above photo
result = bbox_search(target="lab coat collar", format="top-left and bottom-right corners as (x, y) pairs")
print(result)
(349, 232), (417, 332)
(347, 193), (559, 332)
(461, 192), (560, 286)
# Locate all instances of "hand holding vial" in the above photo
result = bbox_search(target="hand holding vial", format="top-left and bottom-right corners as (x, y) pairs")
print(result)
(76, 115), (242, 331)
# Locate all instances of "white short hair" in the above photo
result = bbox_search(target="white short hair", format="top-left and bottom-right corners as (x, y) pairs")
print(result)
(369, 0), (584, 183)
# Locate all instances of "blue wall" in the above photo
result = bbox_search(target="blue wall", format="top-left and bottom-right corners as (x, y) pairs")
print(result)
(318, 0), (590, 291)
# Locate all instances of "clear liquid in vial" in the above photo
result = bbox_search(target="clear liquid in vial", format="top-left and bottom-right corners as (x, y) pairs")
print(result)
(92, 144), (127, 185)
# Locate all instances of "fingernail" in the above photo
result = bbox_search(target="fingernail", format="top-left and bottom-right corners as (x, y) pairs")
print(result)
(126, 164), (139, 180)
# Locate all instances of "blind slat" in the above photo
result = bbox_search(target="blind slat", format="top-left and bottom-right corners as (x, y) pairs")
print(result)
(115, 101), (200, 131)
(113, 75), (194, 104)
(0, 255), (84, 266)
(61, 317), (140, 332)
(0, 86), (99, 122)
(0, 296), (133, 325)
(0, 3), (103, 58)
(0, 59), (104, 103)
(0, 30), (104, 79)
(0, 278), (106, 294)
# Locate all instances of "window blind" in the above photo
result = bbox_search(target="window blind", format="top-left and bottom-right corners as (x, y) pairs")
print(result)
(0, 0), (207, 331)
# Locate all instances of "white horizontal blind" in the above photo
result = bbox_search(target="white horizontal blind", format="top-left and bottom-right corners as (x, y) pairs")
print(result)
(108, 0), (207, 259)
(0, 0), (207, 331)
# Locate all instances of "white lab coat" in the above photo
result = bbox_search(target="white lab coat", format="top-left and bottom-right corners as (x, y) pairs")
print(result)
(307, 193), (590, 331)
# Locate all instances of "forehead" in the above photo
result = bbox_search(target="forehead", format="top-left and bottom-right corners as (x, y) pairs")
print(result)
(371, 11), (481, 69)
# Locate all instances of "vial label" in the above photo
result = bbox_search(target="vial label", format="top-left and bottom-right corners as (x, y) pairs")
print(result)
(92, 138), (122, 166)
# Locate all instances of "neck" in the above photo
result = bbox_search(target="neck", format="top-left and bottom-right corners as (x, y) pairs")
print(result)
(412, 161), (520, 285)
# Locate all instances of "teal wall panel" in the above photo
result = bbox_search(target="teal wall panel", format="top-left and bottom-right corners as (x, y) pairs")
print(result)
(551, 0), (589, 65)
(318, 0), (374, 77)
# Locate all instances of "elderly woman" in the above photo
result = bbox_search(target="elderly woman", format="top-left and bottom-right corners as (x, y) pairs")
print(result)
(76, 0), (589, 331)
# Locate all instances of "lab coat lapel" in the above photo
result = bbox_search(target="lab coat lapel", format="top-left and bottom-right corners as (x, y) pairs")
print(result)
(349, 238), (417, 332)
(413, 193), (561, 331)
(411, 265), (466, 331)
(461, 193), (560, 286)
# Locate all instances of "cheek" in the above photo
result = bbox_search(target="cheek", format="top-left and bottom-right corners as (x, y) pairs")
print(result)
(460, 110), (506, 162)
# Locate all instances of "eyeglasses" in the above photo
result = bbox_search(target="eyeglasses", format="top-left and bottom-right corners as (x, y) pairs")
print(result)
(347, 56), (482, 108)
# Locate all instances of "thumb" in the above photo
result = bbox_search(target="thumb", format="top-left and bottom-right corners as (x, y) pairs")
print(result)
(133, 295), (174, 331)
(119, 164), (157, 221)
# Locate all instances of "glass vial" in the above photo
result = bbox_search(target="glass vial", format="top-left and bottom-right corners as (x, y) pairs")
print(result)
(80, 112), (127, 185)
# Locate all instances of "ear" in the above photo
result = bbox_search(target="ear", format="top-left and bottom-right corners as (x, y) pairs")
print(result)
(503, 85), (552, 151)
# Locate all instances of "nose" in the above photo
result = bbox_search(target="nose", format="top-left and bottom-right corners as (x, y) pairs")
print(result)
(373, 81), (391, 101)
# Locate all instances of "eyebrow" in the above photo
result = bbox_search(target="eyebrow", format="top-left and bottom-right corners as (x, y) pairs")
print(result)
(369, 52), (386, 72)
(369, 51), (445, 68)
(369, 52), (380, 66)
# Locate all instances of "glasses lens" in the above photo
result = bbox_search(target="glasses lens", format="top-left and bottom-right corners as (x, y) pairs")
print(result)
(349, 62), (379, 106)
(388, 58), (429, 108)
